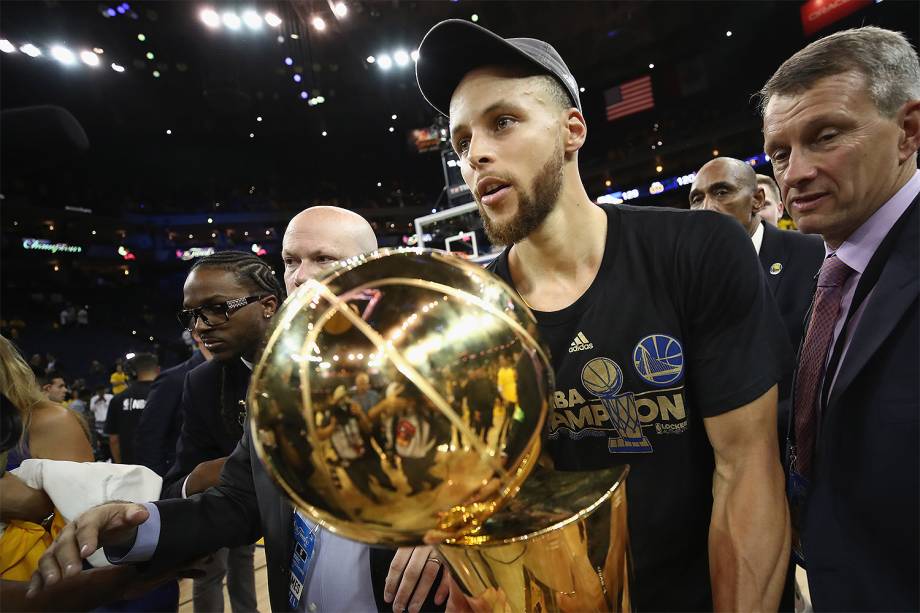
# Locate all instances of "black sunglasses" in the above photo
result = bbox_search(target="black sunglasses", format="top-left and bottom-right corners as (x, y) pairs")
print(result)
(177, 294), (268, 330)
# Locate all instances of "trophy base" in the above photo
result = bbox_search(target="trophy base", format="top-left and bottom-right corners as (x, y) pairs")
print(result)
(437, 464), (631, 613)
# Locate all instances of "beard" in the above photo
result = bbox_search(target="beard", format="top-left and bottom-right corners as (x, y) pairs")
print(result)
(478, 142), (565, 246)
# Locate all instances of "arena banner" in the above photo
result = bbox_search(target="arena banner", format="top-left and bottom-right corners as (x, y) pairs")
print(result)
(800, 0), (872, 36)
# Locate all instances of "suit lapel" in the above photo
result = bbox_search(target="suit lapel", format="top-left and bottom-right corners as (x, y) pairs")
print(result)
(827, 204), (919, 409)
(758, 222), (786, 294)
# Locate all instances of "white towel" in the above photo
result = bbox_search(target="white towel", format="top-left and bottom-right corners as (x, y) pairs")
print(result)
(6, 460), (161, 567)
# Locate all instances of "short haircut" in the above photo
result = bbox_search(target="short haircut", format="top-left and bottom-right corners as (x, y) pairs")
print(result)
(498, 59), (576, 112)
(128, 353), (159, 376)
(37, 371), (64, 387)
(757, 26), (920, 117)
(191, 250), (285, 303)
(757, 174), (781, 202)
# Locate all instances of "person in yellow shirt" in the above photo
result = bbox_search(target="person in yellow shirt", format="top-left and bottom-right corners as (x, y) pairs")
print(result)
(496, 353), (518, 414)
(109, 362), (127, 395)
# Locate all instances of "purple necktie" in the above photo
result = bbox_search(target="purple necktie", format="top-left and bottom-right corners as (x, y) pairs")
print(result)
(793, 254), (854, 478)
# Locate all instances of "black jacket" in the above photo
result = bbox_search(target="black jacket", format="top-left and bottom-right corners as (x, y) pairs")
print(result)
(758, 222), (825, 357)
(134, 351), (206, 476)
(161, 358), (247, 500)
(800, 198), (918, 610)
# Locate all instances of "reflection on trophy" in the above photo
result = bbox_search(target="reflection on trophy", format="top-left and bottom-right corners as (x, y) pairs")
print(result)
(249, 249), (630, 611)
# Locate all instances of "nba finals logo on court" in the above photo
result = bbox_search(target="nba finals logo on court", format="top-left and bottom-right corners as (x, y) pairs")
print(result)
(581, 357), (653, 454)
(632, 334), (684, 387)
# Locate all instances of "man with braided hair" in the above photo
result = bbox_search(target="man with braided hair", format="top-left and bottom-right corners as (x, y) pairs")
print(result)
(151, 250), (284, 613)
(32, 208), (447, 613)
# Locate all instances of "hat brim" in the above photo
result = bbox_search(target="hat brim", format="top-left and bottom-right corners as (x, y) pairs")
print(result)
(416, 19), (550, 118)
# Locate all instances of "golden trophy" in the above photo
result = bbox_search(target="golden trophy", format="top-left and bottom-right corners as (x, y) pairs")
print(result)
(249, 249), (630, 611)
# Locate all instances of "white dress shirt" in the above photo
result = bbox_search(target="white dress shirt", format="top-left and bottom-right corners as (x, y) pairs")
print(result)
(751, 220), (765, 254)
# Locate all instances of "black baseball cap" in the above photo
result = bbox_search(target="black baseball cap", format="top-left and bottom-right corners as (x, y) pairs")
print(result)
(416, 19), (582, 118)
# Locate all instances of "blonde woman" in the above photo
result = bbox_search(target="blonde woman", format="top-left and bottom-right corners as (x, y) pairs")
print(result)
(0, 335), (94, 581)
(0, 335), (93, 470)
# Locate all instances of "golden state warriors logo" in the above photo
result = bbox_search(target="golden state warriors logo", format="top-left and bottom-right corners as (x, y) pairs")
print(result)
(632, 334), (684, 387)
(581, 357), (653, 453)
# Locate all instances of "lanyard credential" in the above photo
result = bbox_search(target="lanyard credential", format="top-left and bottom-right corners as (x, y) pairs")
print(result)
(288, 510), (317, 610)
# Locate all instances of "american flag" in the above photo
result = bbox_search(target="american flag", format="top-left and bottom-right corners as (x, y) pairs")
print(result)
(604, 75), (655, 121)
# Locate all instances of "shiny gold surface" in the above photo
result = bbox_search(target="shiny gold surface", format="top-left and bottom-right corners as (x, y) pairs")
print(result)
(248, 248), (554, 546)
(438, 465), (631, 612)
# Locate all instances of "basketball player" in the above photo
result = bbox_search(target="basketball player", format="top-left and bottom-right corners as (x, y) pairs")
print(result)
(415, 20), (791, 610)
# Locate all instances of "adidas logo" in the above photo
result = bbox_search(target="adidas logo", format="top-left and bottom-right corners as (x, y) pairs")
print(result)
(568, 332), (594, 353)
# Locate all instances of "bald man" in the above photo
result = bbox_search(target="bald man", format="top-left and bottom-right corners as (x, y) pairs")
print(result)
(691, 157), (823, 430)
(31, 207), (444, 613)
(757, 174), (785, 227)
(281, 206), (378, 291)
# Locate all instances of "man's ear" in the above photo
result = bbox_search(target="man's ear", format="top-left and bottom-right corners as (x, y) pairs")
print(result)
(752, 186), (766, 213)
(563, 108), (587, 155)
(263, 295), (279, 318)
(896, 99), (920, 164)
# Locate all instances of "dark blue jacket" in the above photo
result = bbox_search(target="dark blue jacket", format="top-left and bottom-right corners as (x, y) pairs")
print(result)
(134, 351), (206, 476)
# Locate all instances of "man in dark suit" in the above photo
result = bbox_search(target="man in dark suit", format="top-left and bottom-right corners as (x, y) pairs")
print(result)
(760, 26), (920, 610)
(134, 339), (209, 478)
(158, 255), (280, 613)
(690, 158), (824, 406)
(31, 208), (446, 613)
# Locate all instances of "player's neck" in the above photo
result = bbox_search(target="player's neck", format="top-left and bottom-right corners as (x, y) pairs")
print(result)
(508, 183), (606, 310)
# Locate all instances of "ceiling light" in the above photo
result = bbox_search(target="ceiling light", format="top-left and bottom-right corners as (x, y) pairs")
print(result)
(166, 129), (172, 135)
(207, 217), (213, 223)
(93, 47), (104, 54)
(648, 63), (655, 69)
(393, 49), (409, 66)
(293, 74), (302, 83)
(311, 16), (326, 31)
(290, 33), (299, 39)
(50, 45), (76, 65)
(81, 50), (100, 66)
(579, 87), (585, 92)
(471, 14), (479, 22)
(377, 182), (382, 187)
(249, 132), (254, 138)
(391, 114), (397, 120)
(145, 51), (154, 60)
(410, 49), (419, 62)
(388, 126), (395, 133)
(0, 40), (16, 54)
(200, 8), (221, 28)
(377, 54), (392, 70)
(222, 11), (242, 30)
(20, 43), (41, 57)
(284, 56), (293, 66)
(322, 130), (327, 136)
(725, 30), (732, 37)
(242, 9), (262, 29)
(152, 70), (161, 78)
(300, 91), (308, 99)
(333, 2), (347, 17)
(366, 55), (375, 64)
(264, 11), (282, 27)
(256, 116), (262, 122)
(712, 149), (719, 156)
(137, 33), (146, 42)
(655, 165), (663, 173)
(111, 62), (125, 72)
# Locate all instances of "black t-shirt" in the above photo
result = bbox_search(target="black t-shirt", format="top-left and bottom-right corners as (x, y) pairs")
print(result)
(104, 381), (153, 465)
(491, 204), (789, 611)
